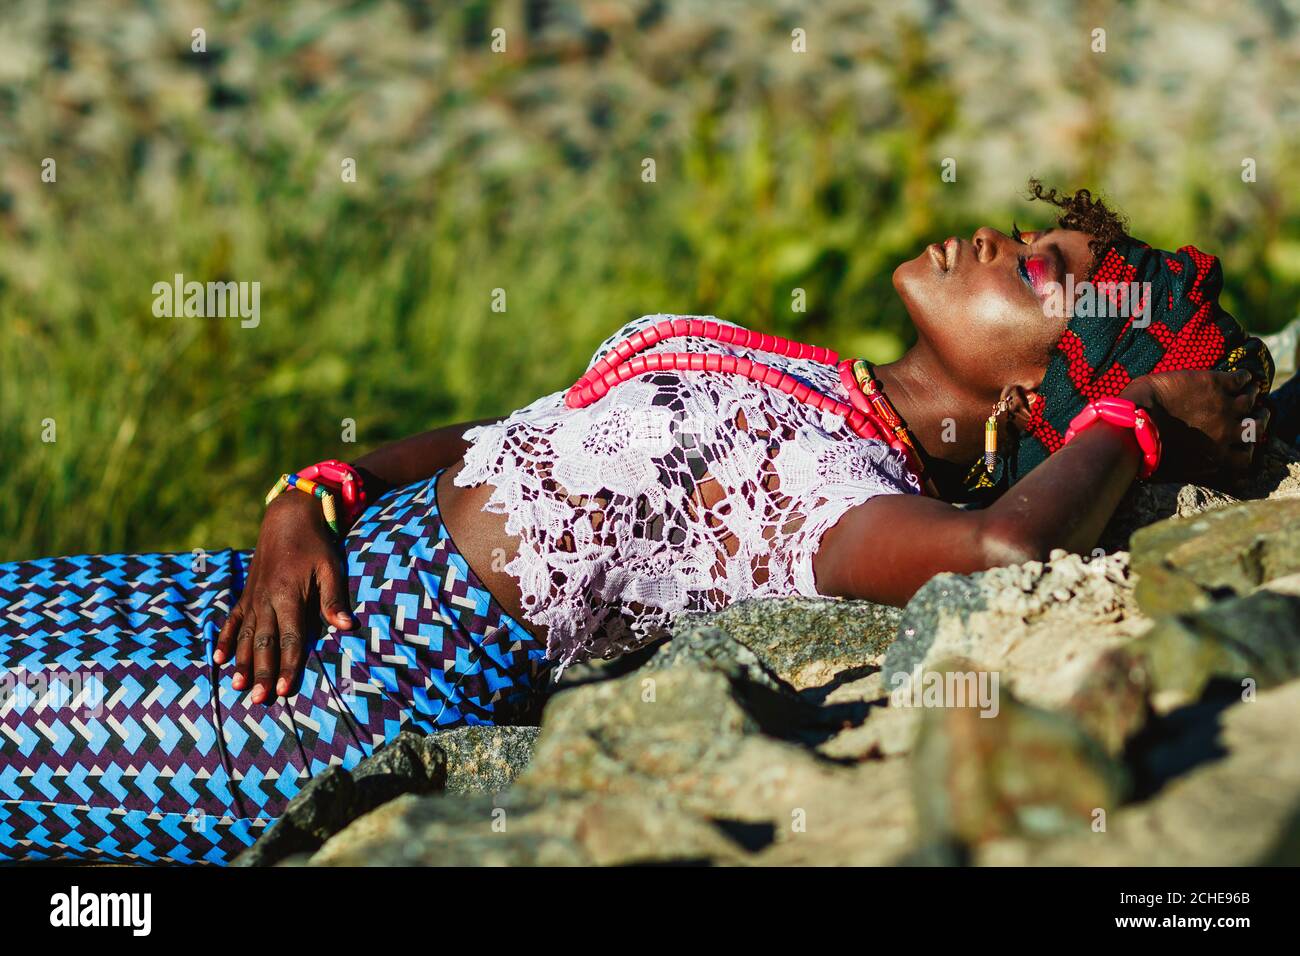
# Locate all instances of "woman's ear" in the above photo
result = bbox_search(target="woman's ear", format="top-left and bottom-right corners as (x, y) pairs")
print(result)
(1000, 384), (1040, 434)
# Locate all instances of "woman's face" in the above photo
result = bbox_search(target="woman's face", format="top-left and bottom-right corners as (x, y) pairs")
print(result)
(893, 226), (1096, 397)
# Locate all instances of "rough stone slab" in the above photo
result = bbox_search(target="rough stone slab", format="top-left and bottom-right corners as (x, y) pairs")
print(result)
(910, 680), (1128, 847)
(1099, 439), (1300, 552)
(311, 790), (751, 867)
(882, 551), (1144, 721)
(234, 730), (440, 867)
(816, 705), (920, 760)
(1130, 497), (1300, 617)
(674, 596), (902, 689)
(431, 725), (542, 795)
(1137, 590), (1300, 713)
(975, 680), (1300, 865)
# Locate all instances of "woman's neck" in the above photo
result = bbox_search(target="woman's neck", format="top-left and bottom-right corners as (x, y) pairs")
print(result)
(870, 345), (988, 468)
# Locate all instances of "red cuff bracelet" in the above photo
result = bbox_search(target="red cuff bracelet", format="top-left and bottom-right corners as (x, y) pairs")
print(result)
(1062, 397), (1162, 480)
(264, 460), (369, 535)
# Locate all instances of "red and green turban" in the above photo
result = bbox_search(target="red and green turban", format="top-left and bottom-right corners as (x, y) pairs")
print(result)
(994, 237), (1274, 486)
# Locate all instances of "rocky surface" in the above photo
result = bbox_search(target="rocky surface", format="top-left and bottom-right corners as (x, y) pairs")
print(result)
(239, 439), (1300, 867)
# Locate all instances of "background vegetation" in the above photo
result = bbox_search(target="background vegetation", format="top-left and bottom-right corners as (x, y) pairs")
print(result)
(2, 0), (1298, 560)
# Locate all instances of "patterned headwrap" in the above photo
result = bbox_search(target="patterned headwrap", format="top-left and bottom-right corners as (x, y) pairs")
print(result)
(965, 237), (1274, 492)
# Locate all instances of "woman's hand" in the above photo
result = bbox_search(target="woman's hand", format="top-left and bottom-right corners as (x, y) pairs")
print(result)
(215, 492), (354, 704)
(1120, 369), (1270, 481)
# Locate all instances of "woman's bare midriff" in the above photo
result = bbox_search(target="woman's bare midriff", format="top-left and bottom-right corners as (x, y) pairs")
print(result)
(434, 443), (805, 649)
(435, 459), (547, 644)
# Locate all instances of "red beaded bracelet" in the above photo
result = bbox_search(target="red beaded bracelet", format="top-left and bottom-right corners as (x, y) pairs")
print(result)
(1062, 397), (1162, 480)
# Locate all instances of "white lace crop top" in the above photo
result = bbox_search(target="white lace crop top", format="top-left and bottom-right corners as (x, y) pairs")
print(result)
(454, 314), (922, 667)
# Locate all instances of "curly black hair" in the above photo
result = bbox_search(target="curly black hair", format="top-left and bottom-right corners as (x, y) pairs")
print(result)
(1024, 178), (1129, 276)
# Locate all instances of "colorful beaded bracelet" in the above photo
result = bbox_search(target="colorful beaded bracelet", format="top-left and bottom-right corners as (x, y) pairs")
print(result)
(265, 460), (368, 535)
(1062, 397), (1162, 480)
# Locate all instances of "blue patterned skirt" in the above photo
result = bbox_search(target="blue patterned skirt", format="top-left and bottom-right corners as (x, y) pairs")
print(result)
(0, 469), (550, 865)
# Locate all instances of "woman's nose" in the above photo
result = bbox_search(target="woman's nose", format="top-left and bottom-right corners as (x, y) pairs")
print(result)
(972, 226), (1003, 263)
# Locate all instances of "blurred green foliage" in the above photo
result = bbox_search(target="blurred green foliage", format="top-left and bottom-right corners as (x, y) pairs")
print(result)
(1, 0), (1297, 559)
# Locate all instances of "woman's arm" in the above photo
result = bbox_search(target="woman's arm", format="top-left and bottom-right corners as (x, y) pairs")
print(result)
(815, 369), (1266, 606)
(350, 417), (502, 500)
(215, 418), (500, 704)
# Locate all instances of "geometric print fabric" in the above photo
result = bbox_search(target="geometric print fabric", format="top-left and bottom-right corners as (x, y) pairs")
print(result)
(0, 468), (550, 864)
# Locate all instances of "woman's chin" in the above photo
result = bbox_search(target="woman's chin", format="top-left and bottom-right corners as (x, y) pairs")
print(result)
(892, 253), (935, 309)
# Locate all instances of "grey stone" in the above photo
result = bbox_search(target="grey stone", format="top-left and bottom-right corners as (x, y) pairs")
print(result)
(1129, 497), (1300, 617)
(881, 551), (1142, 723)
(428, 725), (542, 795)
(1100, 439), (1300, 553)
(1137, 589), (1300, 712)
(647, 624), (796, 698)
(311, 789), (754, 867)
(514, 660), (916, 865)
(976, 680), (1300, 866)
(237, 725), (542, 866)
(910, 677), (1128, 846)
(674, 596), (902, 689)
(234, 731), (438, 867)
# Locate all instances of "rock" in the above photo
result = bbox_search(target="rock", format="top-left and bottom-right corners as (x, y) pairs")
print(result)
(881, 551), (1143, 723)
(975, 680), (1300, 865)
(1100, 483), (1238, 553)
(515, 665), (771, 804)
(1129, 497), (1300, 617)
(311, 658), (919, 867)
(311, 792), (588, 866)
(558, 793), (753, 865)
(816, 705), (920, 760)
(311, 789), (755, 867)
(1059, 646), (1153, 755)
(1061, 587), (1300, 751)
(1099, 439), (1300, 552)
(233, 731), (440, 867)
(642, 624), (820, 735)
(910, 675), (1128, 846)
(237, 725), (542, 865)
(501, 658), (920, 863)
(1136, 590), (1300, 713)
(431, 726), (542, 795)
(673, 596), (902, 689)
(647, 624), (798, 699)
(820, 670), (888, 706)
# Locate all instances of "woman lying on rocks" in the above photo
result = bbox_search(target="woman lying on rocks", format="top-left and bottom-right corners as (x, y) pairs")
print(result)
(0, 183), (1276, 865)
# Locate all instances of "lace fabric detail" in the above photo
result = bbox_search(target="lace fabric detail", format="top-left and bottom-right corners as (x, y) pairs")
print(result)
(455, 314), (921, 667)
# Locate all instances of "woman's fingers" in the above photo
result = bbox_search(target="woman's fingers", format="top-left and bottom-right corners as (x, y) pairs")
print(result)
(1231, 384), (1261, 416)
(233, 605), (259, 692)
(1254, 402), (1272, 438)
(214, 602), (243, 665)
(271, 591), (309, 699)
(317, 560), (354, 631)
(250, 600), (279, 704)
(1221, 368), (1253, 393)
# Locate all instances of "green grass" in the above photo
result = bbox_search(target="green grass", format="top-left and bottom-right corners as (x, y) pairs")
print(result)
(2, 0), (1297, 561)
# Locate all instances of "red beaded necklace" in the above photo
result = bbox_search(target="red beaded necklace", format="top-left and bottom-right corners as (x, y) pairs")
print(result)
(565, 317), (930, 490)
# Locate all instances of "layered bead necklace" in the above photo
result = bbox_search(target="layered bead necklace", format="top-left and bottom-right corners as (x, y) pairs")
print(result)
(565, 317), (930, 492)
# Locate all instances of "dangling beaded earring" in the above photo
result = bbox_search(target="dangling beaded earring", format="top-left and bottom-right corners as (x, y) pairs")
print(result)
(984, 398), (1011, 474)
